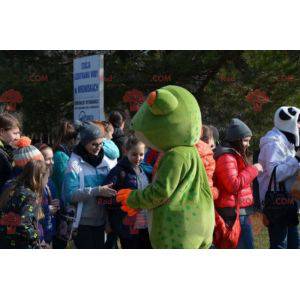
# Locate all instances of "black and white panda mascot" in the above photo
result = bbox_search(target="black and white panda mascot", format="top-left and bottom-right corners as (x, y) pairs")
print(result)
(274, 106), (300, 148)
(257, 106), (300, 247)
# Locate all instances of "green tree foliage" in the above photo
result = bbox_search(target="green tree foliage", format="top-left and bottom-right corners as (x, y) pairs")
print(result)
(1, 50), (300, 149)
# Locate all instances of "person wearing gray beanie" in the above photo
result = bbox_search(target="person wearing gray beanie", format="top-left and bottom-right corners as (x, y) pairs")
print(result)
(77, 122), (104, 146)
(225, 118), (252, 142)
(213, 117), (263, 249)
(62, 121), (117, 248)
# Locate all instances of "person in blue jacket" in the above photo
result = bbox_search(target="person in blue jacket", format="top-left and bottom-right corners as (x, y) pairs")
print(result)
(62, 122), (117, 249)
(52, 120), (78, 199)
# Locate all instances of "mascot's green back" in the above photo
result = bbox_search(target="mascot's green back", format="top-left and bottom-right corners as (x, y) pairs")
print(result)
(126, 85), (215, 248)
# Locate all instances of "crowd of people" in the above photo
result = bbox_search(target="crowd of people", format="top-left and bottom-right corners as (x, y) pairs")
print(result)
(0, 104), (299, 249)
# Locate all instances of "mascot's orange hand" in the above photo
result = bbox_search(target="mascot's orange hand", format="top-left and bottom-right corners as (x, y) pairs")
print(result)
(116, 189), (138, 216)
(116, 189), (132, 204)
(121, 204), (138, 216)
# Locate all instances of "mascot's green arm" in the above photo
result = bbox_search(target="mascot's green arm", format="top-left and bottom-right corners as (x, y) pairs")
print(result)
(127, 150), (186, 209)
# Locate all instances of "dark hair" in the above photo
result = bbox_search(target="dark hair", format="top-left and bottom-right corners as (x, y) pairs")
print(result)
(109, 111), (125, 128)
(54, 120), (77, 149)
(227, 140), (250, 163)
(201, 125), (213, 144)
(0, 113), (20, 131)
(125, 135), (144, 151)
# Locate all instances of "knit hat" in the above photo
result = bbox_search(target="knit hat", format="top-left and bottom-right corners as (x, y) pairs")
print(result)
(76, 121), (104, 146)
(225, 118), (252, 142)
(13, 136), (44, 168)
(274, 106), (300, 147)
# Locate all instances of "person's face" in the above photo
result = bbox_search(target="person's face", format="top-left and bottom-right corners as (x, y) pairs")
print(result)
(127, 143), (145, 167)
(41, 148), (54, 168)
(84, 138), (103, 156)
(0, 127), (20, 146)
(242, 136), (251, 149)
(207, 137), (216, 150)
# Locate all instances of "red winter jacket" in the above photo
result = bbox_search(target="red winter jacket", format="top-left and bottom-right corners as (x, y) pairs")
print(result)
(214, 147), (258, 208)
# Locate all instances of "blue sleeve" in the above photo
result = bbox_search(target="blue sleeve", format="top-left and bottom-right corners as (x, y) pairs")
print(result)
(48, 179), (57, 199)
(62, 165), (80, 205)
(52, 151), (70, 197)
(47, 178), (64, 211)
(103, 140), (120, 160)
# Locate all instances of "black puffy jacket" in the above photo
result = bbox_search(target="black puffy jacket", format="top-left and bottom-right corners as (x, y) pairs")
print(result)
(0, 140), (14, 193)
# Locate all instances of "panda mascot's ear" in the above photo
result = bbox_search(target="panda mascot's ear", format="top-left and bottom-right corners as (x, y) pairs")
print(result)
(275, 106), (300, 147)
(279, 109), (292, 120)
(146, 89), (178, 116)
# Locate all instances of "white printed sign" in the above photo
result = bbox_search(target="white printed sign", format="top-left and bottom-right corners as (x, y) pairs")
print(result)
(73, 55), (104, 122)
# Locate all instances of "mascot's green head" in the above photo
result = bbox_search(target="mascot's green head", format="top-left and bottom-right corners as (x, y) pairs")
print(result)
(130, 85), (202, 151)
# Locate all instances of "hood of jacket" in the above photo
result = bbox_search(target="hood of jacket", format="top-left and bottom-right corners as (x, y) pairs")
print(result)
(214, 144), (238, 160)
(259, 127), (295, 151)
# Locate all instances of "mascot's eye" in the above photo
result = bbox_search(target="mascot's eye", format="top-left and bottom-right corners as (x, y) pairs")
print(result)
(279, 109), (292, 120)
(288, 107), (297, 116)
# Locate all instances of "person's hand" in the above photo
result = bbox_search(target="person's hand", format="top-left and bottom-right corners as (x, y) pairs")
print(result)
(99, 183), (117, 198)
(121, 204), (138, 216)
(51, 199), (60, 210)
(253, 163), (263, 173)
(116, 189), (132, 204)
(49, 205), (59, 215)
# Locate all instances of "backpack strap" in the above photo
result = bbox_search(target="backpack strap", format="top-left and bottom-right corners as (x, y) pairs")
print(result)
(72, 169), (84, 229)
(267, 166), (278, 193)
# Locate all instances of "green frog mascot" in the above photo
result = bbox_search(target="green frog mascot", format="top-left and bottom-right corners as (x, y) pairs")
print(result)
(117, 85), (215, 249)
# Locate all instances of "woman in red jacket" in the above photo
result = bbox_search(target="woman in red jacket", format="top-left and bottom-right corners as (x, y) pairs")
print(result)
(214, 118), (263, 248)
